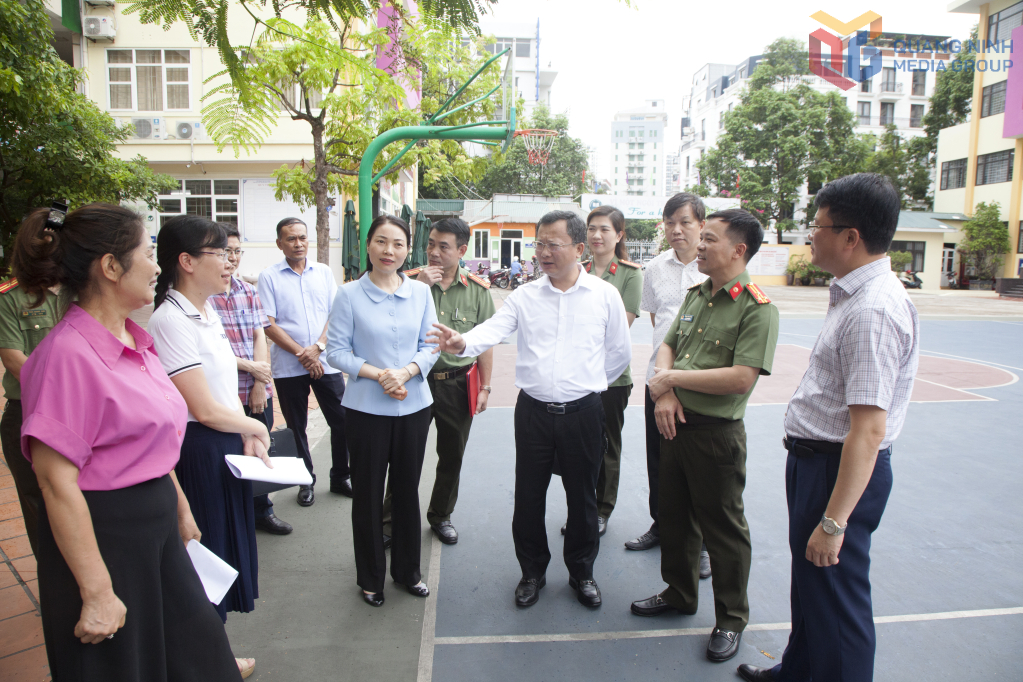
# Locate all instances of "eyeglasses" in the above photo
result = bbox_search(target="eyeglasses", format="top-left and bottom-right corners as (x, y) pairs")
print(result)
(807, 222), (853, 234)
(225, 248), (244, 256)
(534, 241), (574, 254)
(198, 251), (229, 261)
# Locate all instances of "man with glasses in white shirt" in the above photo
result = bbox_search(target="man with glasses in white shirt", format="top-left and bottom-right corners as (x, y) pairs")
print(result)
(429, 210), (631, 610)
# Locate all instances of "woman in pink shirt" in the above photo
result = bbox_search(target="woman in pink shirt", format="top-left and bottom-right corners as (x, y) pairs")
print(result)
(18, 204), (247, 681)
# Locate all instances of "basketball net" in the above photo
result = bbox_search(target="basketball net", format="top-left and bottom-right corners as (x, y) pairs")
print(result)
(514, 129), (558, 166)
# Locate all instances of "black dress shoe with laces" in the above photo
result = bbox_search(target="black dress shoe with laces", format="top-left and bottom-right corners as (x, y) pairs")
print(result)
(254, 513), (293, 535)
(330, 477), (353, 497)
(297, 485), (314, 507)
(624, 529), (660, 551)
(568, 576), (601, 607)
(514, 576), (545, 607)
(630, 593), (693, 616)
(362, 591), (384, 607)
(431, 520), (458, 545)
(699, 549), (712, 579)
(706, 627), (742, 662)
(737, 664), (776, 681)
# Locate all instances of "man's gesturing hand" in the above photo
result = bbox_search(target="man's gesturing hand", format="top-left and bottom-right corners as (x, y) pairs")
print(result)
(426, 323), (466, 355)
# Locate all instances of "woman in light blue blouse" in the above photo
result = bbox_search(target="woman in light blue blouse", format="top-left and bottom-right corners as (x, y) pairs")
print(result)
(325, 215), (438, 607)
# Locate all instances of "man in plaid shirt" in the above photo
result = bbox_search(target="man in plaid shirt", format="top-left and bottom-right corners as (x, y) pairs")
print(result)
(210, 224), (294, 535)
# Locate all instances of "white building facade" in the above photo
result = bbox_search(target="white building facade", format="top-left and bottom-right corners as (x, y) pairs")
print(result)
(609, 100), (668, 197)
(476, 21), (557, 119)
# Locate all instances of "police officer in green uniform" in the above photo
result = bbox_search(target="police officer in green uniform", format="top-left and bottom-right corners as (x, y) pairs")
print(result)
(382, 218), (496, 545)
(0, 227), (62, 556)
(630, 209), (779, 664)
(558, 205), (641, 537)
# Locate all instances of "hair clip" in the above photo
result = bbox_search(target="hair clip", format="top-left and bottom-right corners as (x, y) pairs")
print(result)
(45, 202), (68, 231)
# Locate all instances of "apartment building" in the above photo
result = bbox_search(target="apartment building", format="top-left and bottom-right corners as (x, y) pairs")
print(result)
(609, 100), (668, 197)
(476, 21), (557, 119)
(935, 0), (1023, 282)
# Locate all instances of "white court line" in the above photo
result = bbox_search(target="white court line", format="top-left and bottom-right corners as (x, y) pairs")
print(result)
(416, 533), (443, 682)
(919, 350), (1023, 374)
(912, 377), (996, 401)
(433, 606), (1023, 646)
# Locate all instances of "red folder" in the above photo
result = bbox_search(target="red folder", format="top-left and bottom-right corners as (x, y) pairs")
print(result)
(466, 362), (480, 416)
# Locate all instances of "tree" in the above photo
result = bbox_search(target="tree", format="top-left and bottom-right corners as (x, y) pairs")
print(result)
(698, 38), (860, 242)
(124, 0), (496, 105)
(465, 105), (590, 198)
(921, 26), (978, 158)
(625, 219), (659, 242)
(862, 126), (933, 208)
(203, 18), (499, 262)
(0, 0), (174, 258)
(959, 201), (1010, 280)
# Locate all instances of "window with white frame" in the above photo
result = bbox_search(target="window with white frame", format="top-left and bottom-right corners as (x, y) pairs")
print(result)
(158, 180), (240, 229)
(472, 229), (490, 259)
(107, 49), (191, 112)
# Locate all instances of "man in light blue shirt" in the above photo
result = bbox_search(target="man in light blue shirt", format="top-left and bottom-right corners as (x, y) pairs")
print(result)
(510, 259), (523, 277)
(258, 218), (350, 507)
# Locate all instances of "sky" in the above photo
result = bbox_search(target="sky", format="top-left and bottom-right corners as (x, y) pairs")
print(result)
(479, 0), (979, 179)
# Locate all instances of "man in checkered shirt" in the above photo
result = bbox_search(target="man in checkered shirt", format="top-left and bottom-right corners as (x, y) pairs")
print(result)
(738, 174), (919, 682)
(210, 224), (294, 536)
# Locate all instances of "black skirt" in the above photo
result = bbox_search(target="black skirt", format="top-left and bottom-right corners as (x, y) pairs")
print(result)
(175, 422), (258, 621)
(38, 475), (242, 682)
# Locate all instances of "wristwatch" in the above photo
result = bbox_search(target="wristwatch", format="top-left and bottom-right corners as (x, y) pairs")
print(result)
(820, 514), (847, 536)
(481, 385), (492, 393)
(315, 342), (326, 352)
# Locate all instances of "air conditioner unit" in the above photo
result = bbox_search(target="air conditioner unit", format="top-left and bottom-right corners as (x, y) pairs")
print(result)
(173, 120), (205, 140)
(83, 16), (116, 39)
(129, 117), (165, 140)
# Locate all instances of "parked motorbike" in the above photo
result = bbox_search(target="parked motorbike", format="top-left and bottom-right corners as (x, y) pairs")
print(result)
(899, 271), (923, 289)
(510, 272), (527, 289)
(489, 268), (510, 289)
(476, 263), (490, 276)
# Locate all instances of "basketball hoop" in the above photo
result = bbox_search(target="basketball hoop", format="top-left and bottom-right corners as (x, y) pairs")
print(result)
(514, 129), (558, 166)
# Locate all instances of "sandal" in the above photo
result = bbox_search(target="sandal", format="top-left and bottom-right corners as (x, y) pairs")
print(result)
(236, 657), (255, 679)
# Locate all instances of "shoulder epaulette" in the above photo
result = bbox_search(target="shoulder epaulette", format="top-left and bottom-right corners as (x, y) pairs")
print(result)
(688, 282), (702, 290)
(619, 259), (641, 269)
(404, 267), (423, 277)
(746, 282), (771, 304)
(467, 271), (490, 289)
(0, 278), (18, 294)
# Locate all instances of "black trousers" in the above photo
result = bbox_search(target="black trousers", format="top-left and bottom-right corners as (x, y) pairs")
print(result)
(346, 406), (431, 593)
(643, 386), (661, 531)
(596, 384), (632, 519)
(244, 398), (274, 518)
(513, 391), (604, 581)
(274, 372), (349, 485)
(772, 446), (893, 682)
(1, 399), (41, 557)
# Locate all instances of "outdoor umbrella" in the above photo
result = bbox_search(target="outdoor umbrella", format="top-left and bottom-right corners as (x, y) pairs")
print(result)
(410, 210), (430, 269)
(400, 204), (414, 271)
(342, 200), (359, 281)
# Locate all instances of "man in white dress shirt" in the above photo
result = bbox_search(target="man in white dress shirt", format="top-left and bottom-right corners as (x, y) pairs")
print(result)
(626, 193), (711, 577)
(429, 211), (631, 609)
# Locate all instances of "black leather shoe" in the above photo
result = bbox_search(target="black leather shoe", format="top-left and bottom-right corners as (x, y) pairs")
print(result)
(597, 516), (607, 537)
(630, 593), (691, 616)
(706, 627), (741, 662)
(396, 581), (430, 597)
(514, 576), (545, 607)
(297, 485), (314, 507)
(330, 477), (353, 497)
(560, 522), (567, 535)
(255, 513), (293, 535)
(737, 664), (775, 681)
(362, 591), (384, 607)
(431, 520), (458, 545)
(625, 529), (660, 551)
(382, 533), (392, 550)
(568, 576), (601, 607)
(699, 550), (712, 579)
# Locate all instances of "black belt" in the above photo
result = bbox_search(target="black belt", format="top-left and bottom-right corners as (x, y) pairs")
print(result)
(522, 391), (601, 415)
(783, 436), (844, 457)
(431, 364), (472, 381)
(680, 410), (735, 427)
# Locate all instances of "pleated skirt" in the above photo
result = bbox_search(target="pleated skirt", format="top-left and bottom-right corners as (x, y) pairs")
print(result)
(38, 475), (242, 682)
(175, 422), (258, 621)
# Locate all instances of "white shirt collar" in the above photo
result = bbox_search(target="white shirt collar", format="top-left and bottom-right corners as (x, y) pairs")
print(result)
(166, 288), (218, 325)
(542, 263), (597, 295)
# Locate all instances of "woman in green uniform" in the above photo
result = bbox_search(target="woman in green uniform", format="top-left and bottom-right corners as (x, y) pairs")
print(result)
(0, 223), (61, 555)
(560, 205), (642, 537)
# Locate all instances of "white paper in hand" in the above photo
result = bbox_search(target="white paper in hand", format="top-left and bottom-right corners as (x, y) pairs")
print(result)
(224, 455), (313, 486)
(186, 539), (238, 605)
